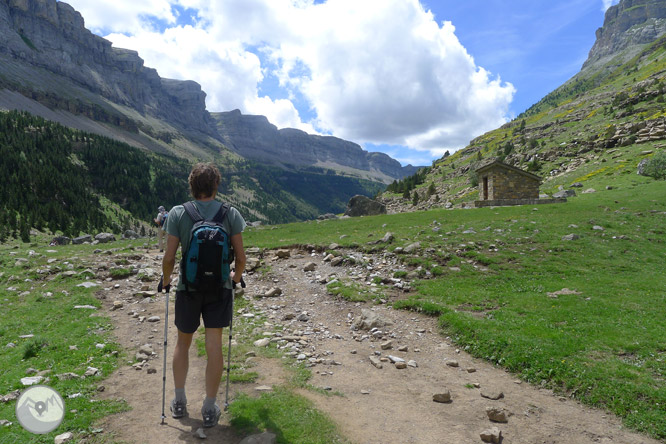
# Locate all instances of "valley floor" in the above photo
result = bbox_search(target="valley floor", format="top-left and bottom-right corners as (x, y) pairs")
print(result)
(95, 246), (661, 444)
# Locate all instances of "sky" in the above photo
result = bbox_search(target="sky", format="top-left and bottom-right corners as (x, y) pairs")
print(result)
(60, 0), (621, 166)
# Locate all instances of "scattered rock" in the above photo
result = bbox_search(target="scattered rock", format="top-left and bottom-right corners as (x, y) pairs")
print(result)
(582, 188), (596, 194)
(303, 262), (317, 272)
(553, 189), (576, 198)
(445, 360), (459, 368)
(547, 288), (581, 298)
(330, 257), (344, 266)
(481, 390), (504, 400)
(592, 225), (604, 231)
(369, 355), (383, 369)
(253, 338), (271, 348)
(0, 419), (12, 427)
(433, 390), (452, 403)
(20, 376), (44, 386)
(486, 407), (509, 423)
(380, 340), (393, 350)
(55, 432), (74, 444)
(147, 316), (160, 323)
(76, 282), (98, 288)
(353, 309), (392, 331)
(480, 427), (502, 443)
(275, 249), (291, 259)
(403, 242), (421, 253)
(194, 427), (207, 439)
(562, 234), (580, 241)
(264, 287), (283, 298)
(1, 390), (20, 403)
(84, 367), (100, 377)
(95, 233), (116, 243)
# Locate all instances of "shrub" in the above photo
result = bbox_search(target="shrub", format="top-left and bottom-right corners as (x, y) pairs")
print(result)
(643, 152), (666, 180)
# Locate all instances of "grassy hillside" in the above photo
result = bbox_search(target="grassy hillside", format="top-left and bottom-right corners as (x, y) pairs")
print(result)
(0, 110), (384, 242)
(382, 35), (666, 210)
(244, 173), (666, 440)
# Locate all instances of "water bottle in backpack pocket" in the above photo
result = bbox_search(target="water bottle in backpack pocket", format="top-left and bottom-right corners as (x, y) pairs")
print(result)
(181, 201), (233, 292)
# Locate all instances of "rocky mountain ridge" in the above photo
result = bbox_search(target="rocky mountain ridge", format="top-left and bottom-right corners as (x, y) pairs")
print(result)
(584, 0), (666, 70)
(213, 110), (420, 183)
(0, 0), (418, 184)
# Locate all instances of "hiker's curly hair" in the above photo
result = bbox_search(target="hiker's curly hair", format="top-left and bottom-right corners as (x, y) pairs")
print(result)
(188, 163), (221, 199)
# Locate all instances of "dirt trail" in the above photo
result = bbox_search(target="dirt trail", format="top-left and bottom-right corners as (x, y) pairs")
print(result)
(94, 247), (660, 444)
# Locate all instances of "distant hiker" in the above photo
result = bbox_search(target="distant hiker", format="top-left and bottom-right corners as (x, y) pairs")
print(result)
(155, 205), (168, 252)
(161, 163), (247, 428)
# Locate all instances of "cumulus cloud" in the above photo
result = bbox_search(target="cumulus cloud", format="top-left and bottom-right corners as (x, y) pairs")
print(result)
(63, 0), (516, 158)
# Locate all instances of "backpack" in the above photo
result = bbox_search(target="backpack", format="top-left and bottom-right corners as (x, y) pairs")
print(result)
(159, 212), (168, 227)
(180, 201), (233, 292)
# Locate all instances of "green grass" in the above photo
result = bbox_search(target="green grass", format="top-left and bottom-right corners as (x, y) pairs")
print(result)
(228, 387), (349, 444)
(0, 239), (138, 443)
(245, 177), (666, 440)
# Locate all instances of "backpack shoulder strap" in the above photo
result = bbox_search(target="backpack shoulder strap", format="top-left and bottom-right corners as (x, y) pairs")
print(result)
(212, 202), (230, 225)
(182, 201), (204, 223)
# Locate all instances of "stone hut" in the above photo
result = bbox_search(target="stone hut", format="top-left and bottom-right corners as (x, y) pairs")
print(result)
(474, 160), (553, 207)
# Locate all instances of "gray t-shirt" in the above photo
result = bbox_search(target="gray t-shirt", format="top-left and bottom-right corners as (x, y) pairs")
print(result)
(165, 200), (246, 291)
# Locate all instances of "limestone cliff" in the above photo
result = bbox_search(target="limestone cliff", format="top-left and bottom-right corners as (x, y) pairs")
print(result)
(0, 0), (420, 182)
(212, 110), (420, 183)
(0, 0), (215, 137)
(584, 0), (666, 70)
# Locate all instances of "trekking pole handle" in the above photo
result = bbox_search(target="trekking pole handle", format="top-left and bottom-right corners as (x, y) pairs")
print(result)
(158, 276), (171, 293)
(232, 278), (246, 289)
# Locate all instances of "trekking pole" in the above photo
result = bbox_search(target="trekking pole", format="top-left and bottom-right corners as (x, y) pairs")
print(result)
(225, 278), (246, 411)
(158, 277), (171, 425)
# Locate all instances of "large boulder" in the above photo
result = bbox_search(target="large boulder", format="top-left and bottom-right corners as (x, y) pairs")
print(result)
(72, 234), (92, 244)
(95, 233), (116, 243)
(553, 189), (576, 198)
(344, 195), (386, 217)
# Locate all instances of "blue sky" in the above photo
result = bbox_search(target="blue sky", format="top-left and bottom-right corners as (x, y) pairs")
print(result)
(62, 0), (620, 166)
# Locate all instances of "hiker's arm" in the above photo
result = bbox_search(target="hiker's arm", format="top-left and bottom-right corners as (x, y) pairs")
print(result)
(162, 234), (179, 286)
(230, 233), (246, 285)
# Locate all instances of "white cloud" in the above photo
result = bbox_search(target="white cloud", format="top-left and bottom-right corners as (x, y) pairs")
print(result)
(602, 0), (620, 12)
(62, 0), (176, 34)
(61, 0), (516, 159)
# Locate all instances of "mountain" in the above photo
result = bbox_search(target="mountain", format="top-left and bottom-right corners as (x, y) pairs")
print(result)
(379, 0), (666, 212)
(0, 0), (420, 229)
(212, 110), (420, 183)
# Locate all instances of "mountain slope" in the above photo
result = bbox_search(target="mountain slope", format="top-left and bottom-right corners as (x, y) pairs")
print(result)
(0, 0), (419, 230)
(380, 0), (666, 211)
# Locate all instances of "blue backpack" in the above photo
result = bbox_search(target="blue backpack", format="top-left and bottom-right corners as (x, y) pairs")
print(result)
(181, 201), (232, 292)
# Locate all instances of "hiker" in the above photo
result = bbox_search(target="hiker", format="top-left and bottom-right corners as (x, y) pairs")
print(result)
(154, 206), (168, 252)
(161, 163), (247, 427)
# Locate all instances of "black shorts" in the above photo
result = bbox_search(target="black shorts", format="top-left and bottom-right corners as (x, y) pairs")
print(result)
(174, 288), (233, 334)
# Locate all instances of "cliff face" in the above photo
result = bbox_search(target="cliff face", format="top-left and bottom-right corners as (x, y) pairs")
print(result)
(584, 0), (666, 69)
(212, 110), (419, 182)
(0, 0), (215, 136)
(0, 0), (420, 183)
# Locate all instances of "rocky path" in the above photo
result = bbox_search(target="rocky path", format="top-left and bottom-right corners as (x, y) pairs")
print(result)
(93, 246), (660, 444)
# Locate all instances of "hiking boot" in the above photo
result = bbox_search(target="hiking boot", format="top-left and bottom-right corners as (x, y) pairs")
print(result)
(201, 404), (221, 428)
(170, 399), (187, 418)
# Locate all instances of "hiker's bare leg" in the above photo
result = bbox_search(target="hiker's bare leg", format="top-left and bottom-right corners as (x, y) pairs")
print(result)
(204, 328), (224, 398)
(173, 330), (193, 389)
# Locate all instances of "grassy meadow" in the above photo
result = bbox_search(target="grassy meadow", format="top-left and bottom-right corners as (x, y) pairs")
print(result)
(245, 174), (666, 440)
(0, 171), (664, 442)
